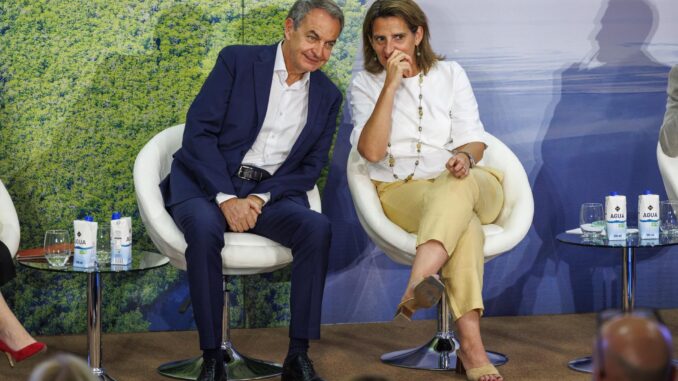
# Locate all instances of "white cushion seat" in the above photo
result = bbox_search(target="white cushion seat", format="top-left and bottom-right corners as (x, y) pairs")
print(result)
(347, 132), (533, 266)
(657, 142), (678, 200)
(133, 124), (320, 275)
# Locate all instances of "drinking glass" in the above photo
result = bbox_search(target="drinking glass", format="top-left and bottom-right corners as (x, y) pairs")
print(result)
(660, 200), (678, 236)
(44, 229), (70, 267)
(580, 203), (605, 238)
(96, 225), (111, 265)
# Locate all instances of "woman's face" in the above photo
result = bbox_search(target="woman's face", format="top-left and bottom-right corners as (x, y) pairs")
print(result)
(369, 16), (423, 69)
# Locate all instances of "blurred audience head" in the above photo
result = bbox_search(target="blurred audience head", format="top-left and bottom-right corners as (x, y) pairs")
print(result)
(28, 353), (97, 381)
(593, 309), (675, 381)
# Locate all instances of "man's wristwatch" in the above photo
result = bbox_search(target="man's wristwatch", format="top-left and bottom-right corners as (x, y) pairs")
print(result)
(452, 149), (476, 168)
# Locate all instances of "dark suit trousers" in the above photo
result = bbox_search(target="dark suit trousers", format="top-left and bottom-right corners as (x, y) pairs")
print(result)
(169, 179), (331, 350)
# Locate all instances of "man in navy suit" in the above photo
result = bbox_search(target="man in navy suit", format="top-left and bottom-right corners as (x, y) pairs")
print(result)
(160, 1), (343, 380)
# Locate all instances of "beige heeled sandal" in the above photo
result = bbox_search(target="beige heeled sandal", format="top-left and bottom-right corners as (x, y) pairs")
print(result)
(456, 359), (503, 381)
(392, 275), (444, 324)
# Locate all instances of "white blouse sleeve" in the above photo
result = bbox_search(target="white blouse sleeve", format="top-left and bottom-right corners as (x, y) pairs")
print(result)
(349, 71), (378, 147)
(447, 62), (486, 149)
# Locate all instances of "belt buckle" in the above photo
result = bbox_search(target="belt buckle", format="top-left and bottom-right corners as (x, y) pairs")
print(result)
(237, 165), (248, 181)
(238, 165), (260, 182)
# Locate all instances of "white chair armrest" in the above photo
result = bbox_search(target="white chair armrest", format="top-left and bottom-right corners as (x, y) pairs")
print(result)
(658, 142), (678, 201)
(0, 180), (20, 257)
(134, 124), (322, 272)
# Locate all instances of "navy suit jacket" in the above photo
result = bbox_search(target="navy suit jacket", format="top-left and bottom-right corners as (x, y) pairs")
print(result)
(161, 44), (342, 208)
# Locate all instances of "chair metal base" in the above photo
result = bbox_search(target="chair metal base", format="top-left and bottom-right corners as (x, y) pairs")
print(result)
(568, 356), (678, 374)
(157, 341), (282, 381)
(381, 332), (508, 370)
(568, 356), (593, 373)
(92, 368), (117, 381)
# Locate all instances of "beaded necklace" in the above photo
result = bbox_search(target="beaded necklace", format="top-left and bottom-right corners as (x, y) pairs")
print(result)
(387, 72), (424, 182)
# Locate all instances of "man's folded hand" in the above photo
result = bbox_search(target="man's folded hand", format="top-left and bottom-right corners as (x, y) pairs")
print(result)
(220, 197), (262, 232)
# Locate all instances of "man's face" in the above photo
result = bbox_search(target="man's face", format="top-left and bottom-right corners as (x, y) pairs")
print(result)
(282, 8), (342, 74)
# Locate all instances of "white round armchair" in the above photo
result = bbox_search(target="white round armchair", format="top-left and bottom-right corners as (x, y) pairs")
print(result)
(346, 132), (534, 371)
(133, 124), (321, 380)
(0, 179), (20, 257)
(657, 142), (678, 200)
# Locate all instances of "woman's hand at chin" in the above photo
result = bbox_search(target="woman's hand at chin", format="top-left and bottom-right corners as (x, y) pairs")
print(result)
(384, 49), (414, 91)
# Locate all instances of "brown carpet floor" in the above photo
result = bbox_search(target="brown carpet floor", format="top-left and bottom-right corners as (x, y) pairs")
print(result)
(2, 310), (677, 381)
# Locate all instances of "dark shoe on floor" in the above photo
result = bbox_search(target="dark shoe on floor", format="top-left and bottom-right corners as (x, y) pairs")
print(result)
(281, 352), (324, 381)
(198, 358), (227, 381)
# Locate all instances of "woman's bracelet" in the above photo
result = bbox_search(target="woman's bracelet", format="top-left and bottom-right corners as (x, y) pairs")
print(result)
(452, 149), (476, 168)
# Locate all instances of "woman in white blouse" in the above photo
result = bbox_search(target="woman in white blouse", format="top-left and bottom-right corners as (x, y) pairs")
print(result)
(350, 1), (504, 380)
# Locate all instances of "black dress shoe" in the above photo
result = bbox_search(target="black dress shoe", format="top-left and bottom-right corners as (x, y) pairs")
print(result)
(198, 357), (227, 381)
(281, 352), (324, 381)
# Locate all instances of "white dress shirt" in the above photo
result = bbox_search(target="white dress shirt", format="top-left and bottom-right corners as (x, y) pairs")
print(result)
(217, 42), (310, 205)
(350, 60), (486, 182)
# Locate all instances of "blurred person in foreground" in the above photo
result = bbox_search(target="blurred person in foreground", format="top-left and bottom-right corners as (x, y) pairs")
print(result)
(28, 353), (96, 381)
(593, 309), (676, 381)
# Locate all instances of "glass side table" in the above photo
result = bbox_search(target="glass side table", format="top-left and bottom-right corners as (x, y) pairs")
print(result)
(556, 232), (678, 373)
(18, 250), (168, 381)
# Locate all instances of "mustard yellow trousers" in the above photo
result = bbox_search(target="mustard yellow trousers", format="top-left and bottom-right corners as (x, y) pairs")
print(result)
(374, 166), (504, 320)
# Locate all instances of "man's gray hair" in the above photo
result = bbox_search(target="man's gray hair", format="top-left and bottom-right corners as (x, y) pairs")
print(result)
(287, 0), (344, 32)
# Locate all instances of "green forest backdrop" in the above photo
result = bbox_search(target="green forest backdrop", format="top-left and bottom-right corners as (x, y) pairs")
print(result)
(0, 0), (364, 335)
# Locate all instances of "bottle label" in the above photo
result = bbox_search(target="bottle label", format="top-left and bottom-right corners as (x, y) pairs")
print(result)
(605, 195), (627, 240)
(74, 220), (98, 268)
(638, 194), (660, 239)
(111, 217), (132, 265)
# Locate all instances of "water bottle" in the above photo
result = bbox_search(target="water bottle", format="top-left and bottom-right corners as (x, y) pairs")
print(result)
(74, 215), (97, 268)
(110, 212), (132, 265)
(605, 192), (627, 240)
(638, 191), (659, 239)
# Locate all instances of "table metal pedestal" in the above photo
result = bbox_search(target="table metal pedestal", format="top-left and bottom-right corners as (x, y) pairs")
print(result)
(567, 246), (636, 373)
(555, 233), (678, 374)
(18, 251), (168, 381)
(88, 272), (115, 381)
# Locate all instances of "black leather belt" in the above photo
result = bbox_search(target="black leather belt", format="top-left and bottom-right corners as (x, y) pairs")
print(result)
(236, 165), (272, 182)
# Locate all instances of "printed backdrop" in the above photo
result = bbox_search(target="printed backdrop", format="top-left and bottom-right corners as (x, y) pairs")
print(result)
(0, 0), (677, 335)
